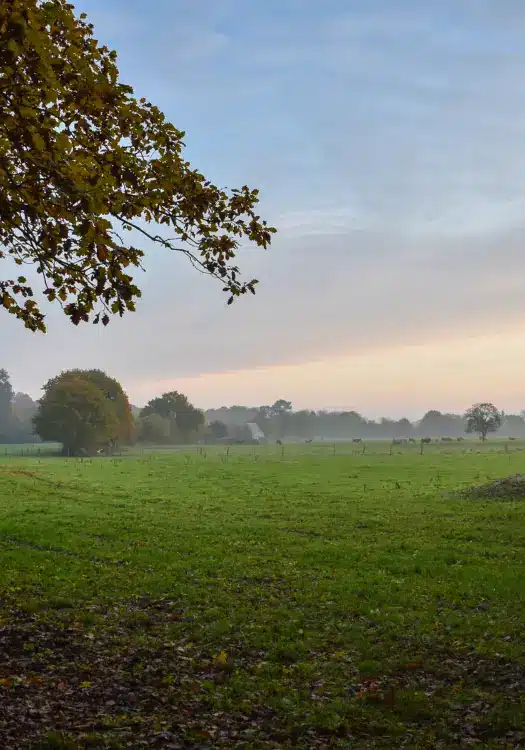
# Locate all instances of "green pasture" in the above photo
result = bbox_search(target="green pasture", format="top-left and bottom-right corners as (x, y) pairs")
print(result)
(0, 447), (524, 747)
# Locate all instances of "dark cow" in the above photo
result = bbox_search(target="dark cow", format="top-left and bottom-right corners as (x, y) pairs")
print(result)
(276, 439), (283, 445)
(408, 438), (416, 444)
(441, 437), (453, 442)
(457, 437), (464, 442)
(305, 439), (313, 444)
(352, 438), (362, 444)
(421, 437), (432, 444)
(509, 437), (517, 441)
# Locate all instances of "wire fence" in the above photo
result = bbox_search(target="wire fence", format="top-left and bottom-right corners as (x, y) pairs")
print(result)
(0, 443), (61, 457)
(1, 439), (524, 461)
(131, 439), (525, 460)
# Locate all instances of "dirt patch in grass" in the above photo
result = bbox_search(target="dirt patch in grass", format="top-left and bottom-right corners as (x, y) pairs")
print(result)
(0, 467), (57, 483)
(463, 474), (525, 501)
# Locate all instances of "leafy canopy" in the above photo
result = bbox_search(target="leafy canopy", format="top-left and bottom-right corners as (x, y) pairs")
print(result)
(141, 391), (204, 441)
(0, 0), (276, 332)
(464, 402), (502, 440)
(34, 368), (133, 454)
(33, 374), (119, 455)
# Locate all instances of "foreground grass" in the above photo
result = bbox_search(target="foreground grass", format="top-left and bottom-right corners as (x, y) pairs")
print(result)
(0, 450), (524, 748)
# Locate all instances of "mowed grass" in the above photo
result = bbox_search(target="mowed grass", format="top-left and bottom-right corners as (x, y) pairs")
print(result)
(0, 449), (525, 748)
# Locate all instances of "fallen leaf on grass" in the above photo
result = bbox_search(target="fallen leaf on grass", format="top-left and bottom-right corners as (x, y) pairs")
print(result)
(213, 650), (228, 666)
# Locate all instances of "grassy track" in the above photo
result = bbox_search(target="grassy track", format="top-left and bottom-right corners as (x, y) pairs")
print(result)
(0, 449), (524, 747)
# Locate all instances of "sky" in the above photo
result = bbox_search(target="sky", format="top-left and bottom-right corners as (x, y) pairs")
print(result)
(4, 0), (525, 417)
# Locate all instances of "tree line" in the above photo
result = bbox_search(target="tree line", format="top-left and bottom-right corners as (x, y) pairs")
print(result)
(0, 368), (515, 453)
(206, 402), (508, 442)
(0, 368), (206, 455)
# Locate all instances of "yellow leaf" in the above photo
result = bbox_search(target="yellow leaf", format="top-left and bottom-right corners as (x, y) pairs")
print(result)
(213, 650), (228, 665)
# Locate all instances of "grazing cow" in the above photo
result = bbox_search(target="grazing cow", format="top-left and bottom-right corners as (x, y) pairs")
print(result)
(352, 438), (362, 444)
(305, 439), (313, 444)
(457, 437), (464, 442)
(421, 437), (432, 444)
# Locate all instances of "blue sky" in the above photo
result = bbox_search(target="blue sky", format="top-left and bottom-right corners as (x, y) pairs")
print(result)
(74, 0), (525, 232)
(3, 0), (525, 413)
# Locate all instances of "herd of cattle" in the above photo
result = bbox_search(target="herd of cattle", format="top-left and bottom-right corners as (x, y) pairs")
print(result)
(279, 436), (521, 446)
(390, 436), (464, 445)
(300, 437), (467, 445)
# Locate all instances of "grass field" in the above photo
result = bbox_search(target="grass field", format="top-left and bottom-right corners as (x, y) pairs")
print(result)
(0, 447), (524, 748)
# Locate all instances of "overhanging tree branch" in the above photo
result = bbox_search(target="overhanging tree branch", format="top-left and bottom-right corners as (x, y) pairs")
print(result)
(0, 0), (276, 332)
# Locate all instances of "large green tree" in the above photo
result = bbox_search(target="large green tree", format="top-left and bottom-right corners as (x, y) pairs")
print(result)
(0, 0), (276, 332)
(34, 374), (119, 455)
(34, 368), (133, 454)
(43, 369), (134, 443)
(141, 391), (204, 443)
(464, 402), (502, 442)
